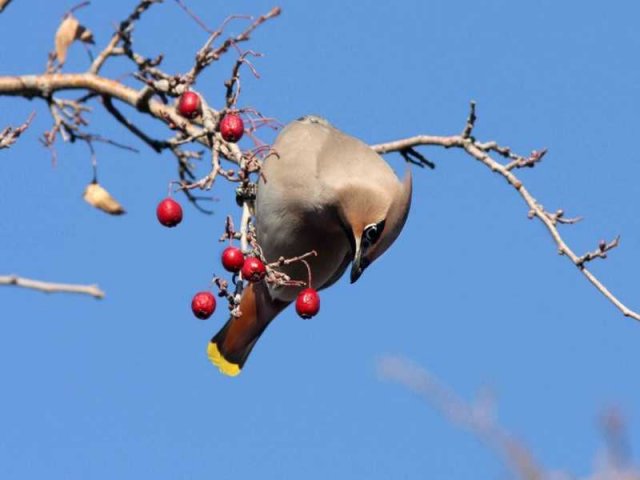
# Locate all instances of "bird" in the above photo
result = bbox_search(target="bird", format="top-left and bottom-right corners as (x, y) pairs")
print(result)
(208, 115), (412, 376)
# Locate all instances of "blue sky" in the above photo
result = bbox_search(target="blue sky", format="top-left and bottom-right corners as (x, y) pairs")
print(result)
(1, 0), (640, 478)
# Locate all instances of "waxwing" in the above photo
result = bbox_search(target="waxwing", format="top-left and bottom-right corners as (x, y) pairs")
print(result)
(208, 116), (412, 376)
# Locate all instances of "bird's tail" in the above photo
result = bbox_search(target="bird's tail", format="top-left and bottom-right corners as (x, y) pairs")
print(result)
(208, 281), (287, 376)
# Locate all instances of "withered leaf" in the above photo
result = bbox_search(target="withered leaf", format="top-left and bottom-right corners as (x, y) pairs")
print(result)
(77, 25), (94, 44)
(83, 182), (126, 215)
(54, 14), (95, 64)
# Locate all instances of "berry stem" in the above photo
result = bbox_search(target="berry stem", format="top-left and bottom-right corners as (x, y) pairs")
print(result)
(300, 259), (313, 288)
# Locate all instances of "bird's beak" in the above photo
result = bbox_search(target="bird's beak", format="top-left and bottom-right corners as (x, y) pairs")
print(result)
(350, 251), (363, 283)
(350, 245), (369, 284)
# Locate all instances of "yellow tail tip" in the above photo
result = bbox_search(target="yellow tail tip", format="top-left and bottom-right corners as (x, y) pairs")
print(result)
(207, 342), (241, 377)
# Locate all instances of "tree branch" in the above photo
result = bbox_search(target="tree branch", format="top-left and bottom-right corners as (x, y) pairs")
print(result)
(371, 102), (640, 323)
(89, 0), (162, 74)
(0, 274), (105, 298)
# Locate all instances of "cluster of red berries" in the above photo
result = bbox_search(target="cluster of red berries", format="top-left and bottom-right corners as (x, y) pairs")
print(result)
(176, 91), (244, 143)
(156, 200), (321, 320)
(221, 246), (266, 282)
(188, 247), (321, 321)
(188, 247), (269, 321)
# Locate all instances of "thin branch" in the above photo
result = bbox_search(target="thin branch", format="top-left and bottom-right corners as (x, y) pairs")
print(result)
(102, 95), (168, 152)
(0, 274), (105, 299)
(90, 0), (162, 74)
(577, 236), (621, 268)
(371, 102), (640, 322)
(0, 112), (35, 149)
(186, 7), (281, 80)
(173, 0), (214, 33)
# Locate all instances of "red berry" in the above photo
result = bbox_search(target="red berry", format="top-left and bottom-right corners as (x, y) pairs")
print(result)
(220, 113), (244, 142)
(241, 257), (266, 283)
(156, 198), (183, 227)
(295, 288), (320, 319)
(191, 291), (216, 319)
(221, 246), (245, 273)
(177, 91), (201, 119)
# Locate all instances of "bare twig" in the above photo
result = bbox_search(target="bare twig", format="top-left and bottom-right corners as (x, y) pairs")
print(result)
(102, 95), (168, 152)
(371, 102), (640, 322)
(0, 113), (35, 149)
(173, 0), (213, 33)
(461, 100), (476, 138)
(67, 1), (91, 15)
(90, 0), (162, 74)
(267, 250), (318, 269)
(0, 274), (105, 298)
(577, 236), (621, 268)
(186, 7), (281, 81)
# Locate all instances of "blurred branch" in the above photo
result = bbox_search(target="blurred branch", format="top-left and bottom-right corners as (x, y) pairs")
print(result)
(378, 355), (543, 480)
(379, 356), (640, 480)
(371, 101), (640, 323)
(0, 112), (35, 149)
(0, 274), (105, 298)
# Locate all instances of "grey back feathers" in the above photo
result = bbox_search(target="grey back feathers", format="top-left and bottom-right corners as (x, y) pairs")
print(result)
(255, 117), (412, 302)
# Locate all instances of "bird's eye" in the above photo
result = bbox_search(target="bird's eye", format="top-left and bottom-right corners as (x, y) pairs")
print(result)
(363, 223), (382, 244)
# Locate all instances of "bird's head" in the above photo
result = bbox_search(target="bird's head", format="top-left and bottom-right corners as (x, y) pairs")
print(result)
(342, 168), (412, 283)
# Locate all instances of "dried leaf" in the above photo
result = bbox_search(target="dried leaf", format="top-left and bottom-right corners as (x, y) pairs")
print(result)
(55, 15), (78, 63)
(54, 14), (95, 64)
(83, 182), (126, 215)
(0, 0), (13, 13)
(77, 25), (94, 44)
